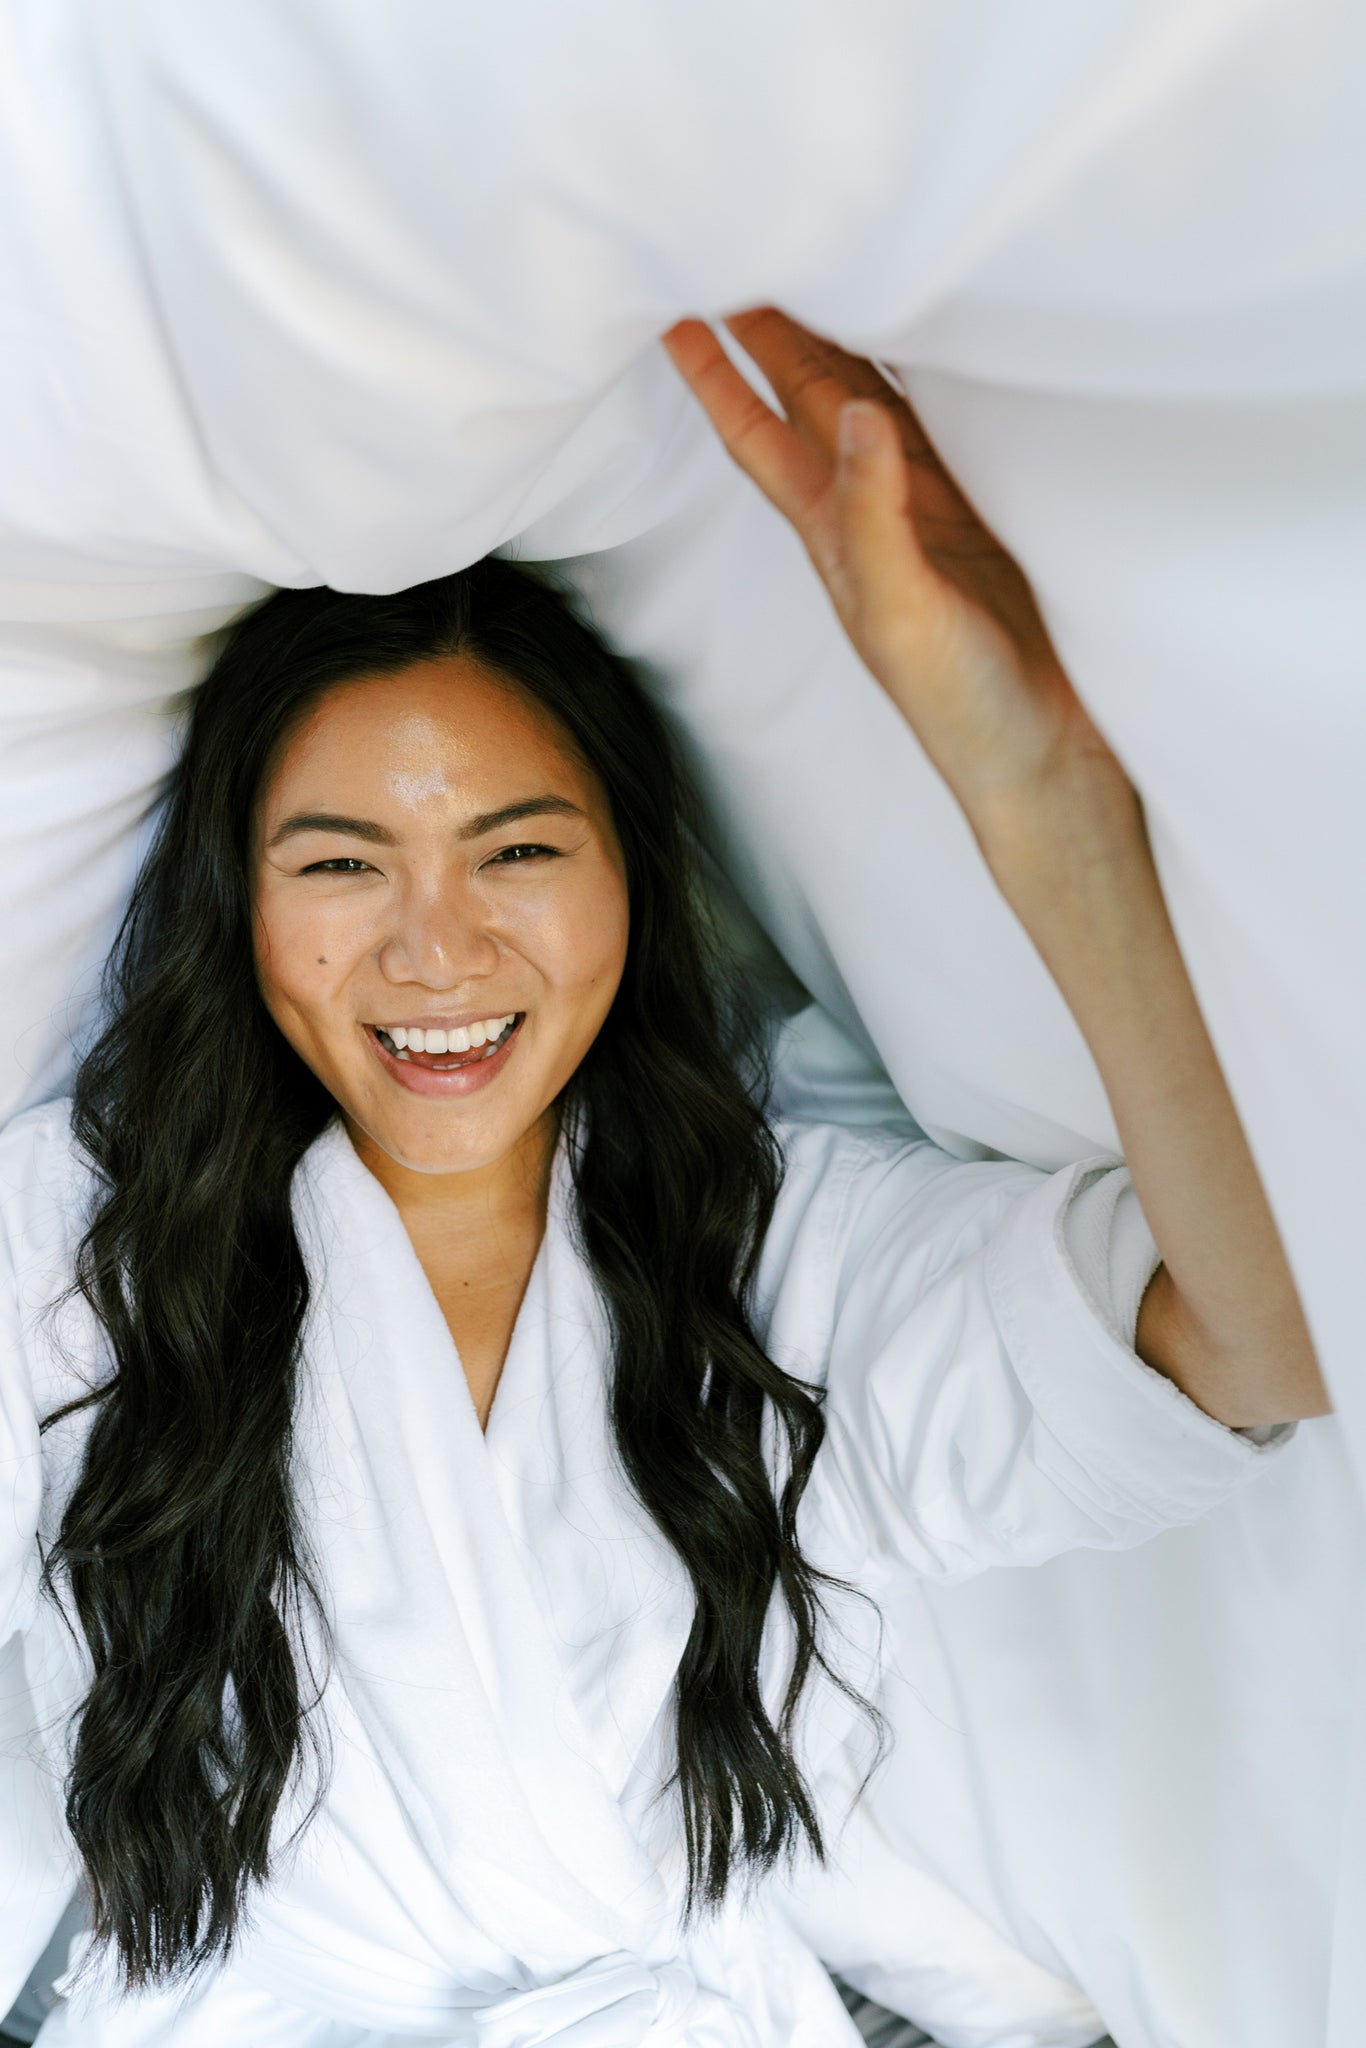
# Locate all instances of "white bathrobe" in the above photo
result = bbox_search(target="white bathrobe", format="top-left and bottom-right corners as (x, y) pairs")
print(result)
(0, 1074), (1287, 2048)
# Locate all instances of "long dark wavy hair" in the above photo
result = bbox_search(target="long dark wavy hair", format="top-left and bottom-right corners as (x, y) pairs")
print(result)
(43, 556), (865, 1987)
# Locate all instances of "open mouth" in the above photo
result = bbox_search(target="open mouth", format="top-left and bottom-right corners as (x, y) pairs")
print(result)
(369, 1013), (524, 1072)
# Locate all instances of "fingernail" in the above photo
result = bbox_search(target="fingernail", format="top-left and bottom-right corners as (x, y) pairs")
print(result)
(839, 402), (879, 457)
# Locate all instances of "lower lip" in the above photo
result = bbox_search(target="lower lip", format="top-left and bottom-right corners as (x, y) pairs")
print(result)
(365, 1017), (525, 1097)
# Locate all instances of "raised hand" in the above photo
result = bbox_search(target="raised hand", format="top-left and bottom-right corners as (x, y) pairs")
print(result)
(663, 309), (1125, 850)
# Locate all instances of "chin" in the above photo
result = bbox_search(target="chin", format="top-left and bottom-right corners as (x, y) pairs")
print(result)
(362, 1107), (534, 1178)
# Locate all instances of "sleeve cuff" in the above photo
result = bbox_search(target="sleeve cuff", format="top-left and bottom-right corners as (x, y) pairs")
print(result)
(986, 1158), (1295, 1535)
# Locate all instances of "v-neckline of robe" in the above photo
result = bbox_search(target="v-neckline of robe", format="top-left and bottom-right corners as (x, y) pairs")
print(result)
(329, 1120), (560, 1446)
(296, 1117), (698, 1817)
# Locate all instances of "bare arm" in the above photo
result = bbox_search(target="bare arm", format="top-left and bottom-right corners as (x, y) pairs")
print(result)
(664, 310), (1326, 1430)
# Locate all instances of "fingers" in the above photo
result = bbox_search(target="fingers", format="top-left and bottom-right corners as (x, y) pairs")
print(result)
(661, 318), (829, 530)
(665, 310), (952, 635)
(724, 308), (897, 446)
(834, 401), (936, 640)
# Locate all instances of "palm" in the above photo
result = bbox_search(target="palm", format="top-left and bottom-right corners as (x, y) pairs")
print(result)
(663, 309), (1118, 827)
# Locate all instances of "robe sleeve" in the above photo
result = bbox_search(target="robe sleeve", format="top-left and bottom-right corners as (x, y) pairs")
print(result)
(780, 1124), (1294, 1586)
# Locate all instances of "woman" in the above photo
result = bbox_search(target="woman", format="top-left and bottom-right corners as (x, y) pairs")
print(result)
(0, 312), (1325, 2047)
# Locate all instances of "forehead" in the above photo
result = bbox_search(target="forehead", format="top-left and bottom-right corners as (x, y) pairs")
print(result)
(263, 656), (595, 814)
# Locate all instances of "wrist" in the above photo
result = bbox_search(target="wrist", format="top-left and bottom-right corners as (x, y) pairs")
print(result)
(972, 755), (1150, 908)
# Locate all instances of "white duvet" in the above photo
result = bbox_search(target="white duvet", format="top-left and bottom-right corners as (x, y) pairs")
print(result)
(1, 4), (1364, 2044)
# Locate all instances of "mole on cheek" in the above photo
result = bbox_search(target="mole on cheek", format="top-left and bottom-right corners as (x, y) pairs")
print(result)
(317, 957), (327, 965)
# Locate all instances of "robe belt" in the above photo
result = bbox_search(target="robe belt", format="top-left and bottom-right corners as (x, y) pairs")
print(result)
(451, 1950), (764, 2048)
(53, 1933), (762, 2042)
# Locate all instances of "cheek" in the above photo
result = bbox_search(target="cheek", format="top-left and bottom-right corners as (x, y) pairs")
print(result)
(588, 889), (631, 1002)
(543, 873), (629, 1010)
(495, 866), (628, 1015)
(254, 886), (371, 1024)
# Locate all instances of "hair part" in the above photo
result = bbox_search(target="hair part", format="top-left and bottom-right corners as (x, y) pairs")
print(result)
(47, 558), (867, 1981)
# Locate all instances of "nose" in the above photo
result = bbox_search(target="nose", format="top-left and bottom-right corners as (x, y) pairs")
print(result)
(377, 873), (501, 991)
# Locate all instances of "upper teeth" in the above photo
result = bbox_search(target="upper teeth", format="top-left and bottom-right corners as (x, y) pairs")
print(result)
(382, 1015), (516, 1054)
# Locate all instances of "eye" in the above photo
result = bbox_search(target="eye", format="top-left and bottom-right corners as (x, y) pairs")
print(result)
(300, 857), (374, 874)
(486, 842), (560, 866)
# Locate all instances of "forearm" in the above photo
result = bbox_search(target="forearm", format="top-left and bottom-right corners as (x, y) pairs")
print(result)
(980, 768), (1327, 1429)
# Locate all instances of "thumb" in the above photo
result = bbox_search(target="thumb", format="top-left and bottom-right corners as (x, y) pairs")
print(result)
(834, 400), (938, 647)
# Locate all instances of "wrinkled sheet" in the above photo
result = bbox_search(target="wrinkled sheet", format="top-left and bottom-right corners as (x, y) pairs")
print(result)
(2, 3), (1365, 2044)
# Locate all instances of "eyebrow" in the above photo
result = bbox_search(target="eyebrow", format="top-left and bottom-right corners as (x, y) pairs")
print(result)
(269, 812), (398, 848)
(461, 795), (586, 839)
(267, 795), (587, 849)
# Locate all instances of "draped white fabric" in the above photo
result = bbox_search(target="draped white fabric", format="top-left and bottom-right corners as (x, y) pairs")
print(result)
(2, 3), (1364, 2043)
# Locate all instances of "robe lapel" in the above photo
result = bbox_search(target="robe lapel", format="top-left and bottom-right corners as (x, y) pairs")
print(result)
(483, 1150), (696, 1816)
(291, 1124), (684, 1970)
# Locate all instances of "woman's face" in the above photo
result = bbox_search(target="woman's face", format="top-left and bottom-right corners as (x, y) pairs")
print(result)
(253, 656), (630, 1176)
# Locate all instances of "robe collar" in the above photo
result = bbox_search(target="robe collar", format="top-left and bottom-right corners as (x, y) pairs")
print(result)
(290, 1119), (696, 1971)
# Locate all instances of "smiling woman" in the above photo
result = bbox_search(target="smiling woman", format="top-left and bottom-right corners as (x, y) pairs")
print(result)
(0, 331), (1323, 2048)
(38, 557), (819, 1978)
